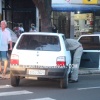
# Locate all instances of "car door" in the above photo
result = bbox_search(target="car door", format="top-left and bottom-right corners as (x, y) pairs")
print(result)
(78, 35), (100, 68)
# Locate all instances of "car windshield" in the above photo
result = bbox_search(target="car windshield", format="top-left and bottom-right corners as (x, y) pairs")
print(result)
(16, 34), (61, 51)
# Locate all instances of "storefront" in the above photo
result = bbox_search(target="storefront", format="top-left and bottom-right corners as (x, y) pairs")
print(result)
(52, 0), (100, 69)
(52, 1), (100, 38)
(94, 11), (100, 33)
(74, 12), (94, 38)
(1, 0), (36, 31)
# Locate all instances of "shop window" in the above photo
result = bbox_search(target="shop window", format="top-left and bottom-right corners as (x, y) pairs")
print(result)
(79, 36), (100, 50)
(94, 16), (100, 32)
(74, 13), (93, 39)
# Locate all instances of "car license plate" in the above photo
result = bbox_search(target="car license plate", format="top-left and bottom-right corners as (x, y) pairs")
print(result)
(28, 69), (45, 75)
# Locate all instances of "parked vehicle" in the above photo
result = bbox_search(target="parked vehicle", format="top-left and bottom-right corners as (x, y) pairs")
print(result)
(78, 34), (100, 69)
(10, 32), (71, 88)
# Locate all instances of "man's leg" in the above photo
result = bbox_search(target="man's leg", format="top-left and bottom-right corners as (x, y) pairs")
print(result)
(0, 51), (2, 72)
(70, 47), (83, 82)
(1, 51), (8, 75)
(3, 60), (8, 75)
(0, 61), (2, 72)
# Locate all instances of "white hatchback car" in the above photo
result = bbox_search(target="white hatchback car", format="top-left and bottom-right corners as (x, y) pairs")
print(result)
(10, 32), (71, 88)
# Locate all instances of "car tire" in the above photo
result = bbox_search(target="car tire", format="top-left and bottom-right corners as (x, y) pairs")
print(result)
(60, 72), (68, 89)
(10, 73), (20, 87)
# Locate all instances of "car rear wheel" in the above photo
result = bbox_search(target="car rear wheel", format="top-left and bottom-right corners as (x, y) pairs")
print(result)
(10, 73), (20, 87)
(60, 72), (68, 89)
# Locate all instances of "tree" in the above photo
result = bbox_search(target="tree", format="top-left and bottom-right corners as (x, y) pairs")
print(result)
(32, 0), (52, 32)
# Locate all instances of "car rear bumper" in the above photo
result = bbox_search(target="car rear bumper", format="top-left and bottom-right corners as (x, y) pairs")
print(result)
(10, 67), (68, 79)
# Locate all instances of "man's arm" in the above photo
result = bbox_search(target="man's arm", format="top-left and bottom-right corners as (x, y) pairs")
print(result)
(9, 41), (12, 50)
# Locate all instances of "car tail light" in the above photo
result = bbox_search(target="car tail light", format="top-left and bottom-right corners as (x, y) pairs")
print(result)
(56, 56), (66, 66)
(10, 54), (19, 65)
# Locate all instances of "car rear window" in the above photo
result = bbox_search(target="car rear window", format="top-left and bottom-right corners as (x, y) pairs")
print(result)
(16, 35), (61, 51)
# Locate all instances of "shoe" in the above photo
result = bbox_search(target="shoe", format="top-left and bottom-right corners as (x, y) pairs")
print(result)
(0, 70), (2, 74)
(69, 79), (78, 83)
(2, 72), (6, 79)
(0, 71), (2, 74)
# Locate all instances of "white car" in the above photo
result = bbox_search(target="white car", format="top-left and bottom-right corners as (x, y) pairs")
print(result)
(10, 32), (71, 88)
(78, 34), (100, 69)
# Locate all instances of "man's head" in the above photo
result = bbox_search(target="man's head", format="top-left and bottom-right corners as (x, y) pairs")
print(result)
(1, 20), (7, 31)
(31, 23), (35, 27)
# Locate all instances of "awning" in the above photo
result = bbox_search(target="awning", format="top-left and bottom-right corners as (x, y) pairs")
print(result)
(52, 3), (100, 12)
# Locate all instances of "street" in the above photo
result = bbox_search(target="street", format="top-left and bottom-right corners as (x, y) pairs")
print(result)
(0, 74), (100, 100)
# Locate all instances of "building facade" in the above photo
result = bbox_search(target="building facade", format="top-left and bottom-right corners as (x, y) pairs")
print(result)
(52, 0), (100, 38)
(0, 0), (36, 32)
(1, 0), (100, 37)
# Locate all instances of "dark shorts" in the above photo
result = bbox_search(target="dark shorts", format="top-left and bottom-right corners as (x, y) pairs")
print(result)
(0, 51), (8, 61)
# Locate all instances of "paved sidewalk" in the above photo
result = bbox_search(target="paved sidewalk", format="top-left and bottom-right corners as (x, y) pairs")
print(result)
(0, 67), (100, 79)
(79, 68), (100, 75)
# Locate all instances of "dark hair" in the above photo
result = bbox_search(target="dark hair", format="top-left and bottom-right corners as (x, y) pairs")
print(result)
(16, 24), (19, 27)
(31, 23), (35, 27)
(20, 24), (23, 27)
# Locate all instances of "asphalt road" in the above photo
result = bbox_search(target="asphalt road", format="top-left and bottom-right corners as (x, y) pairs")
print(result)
(0, 74), (100, 100)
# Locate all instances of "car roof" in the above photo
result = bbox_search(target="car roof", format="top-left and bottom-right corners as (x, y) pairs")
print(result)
(79, 34), (100, 37)
(21, 32), (64, 36)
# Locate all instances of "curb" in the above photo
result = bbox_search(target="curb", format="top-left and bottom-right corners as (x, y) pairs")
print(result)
(79, 69), (100, 75)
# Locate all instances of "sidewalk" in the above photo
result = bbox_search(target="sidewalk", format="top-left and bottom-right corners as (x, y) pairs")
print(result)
(1, 67), (100, 79)
(79, 68), (100, 75)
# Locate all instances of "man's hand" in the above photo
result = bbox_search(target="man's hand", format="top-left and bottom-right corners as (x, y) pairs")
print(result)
(9, 41), (12, 50)
(9, 47), (12, 50)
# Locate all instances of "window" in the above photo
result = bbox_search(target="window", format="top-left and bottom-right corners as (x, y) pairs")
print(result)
(79, 36), (100, 50)
(17, 35), (61, 51)
(94, 16), (100, 32)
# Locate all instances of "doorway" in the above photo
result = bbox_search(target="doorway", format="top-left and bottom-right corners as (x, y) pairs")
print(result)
(2, 0), (36, 32)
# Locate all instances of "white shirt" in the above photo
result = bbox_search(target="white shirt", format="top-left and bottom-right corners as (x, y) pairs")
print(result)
(19, 27), (24, 32)
(0, 28), (12, 51)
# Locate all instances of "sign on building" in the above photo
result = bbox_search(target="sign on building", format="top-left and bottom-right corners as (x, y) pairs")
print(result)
(70, 0), (99, 4)
(52, 0), (70, 4)
(69, 0), (82, 4)
(98, 0), (100, 4)
(83, 0), (98, 4)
